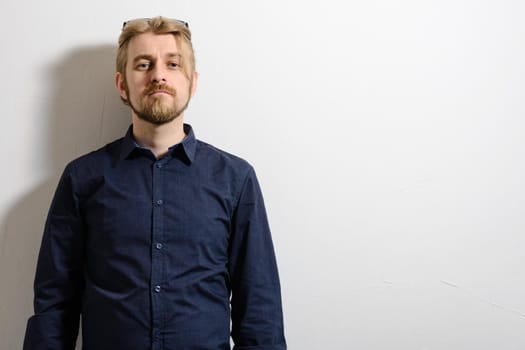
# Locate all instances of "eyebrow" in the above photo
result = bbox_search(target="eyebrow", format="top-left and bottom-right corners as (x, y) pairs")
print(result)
(132, 53), (182, 63)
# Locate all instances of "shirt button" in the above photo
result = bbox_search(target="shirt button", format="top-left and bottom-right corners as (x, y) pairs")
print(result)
(154, 285), (161, 293)
(156, 163), (163, 169)
(156, 199), (163, 205)
(156, 243), (163, 250)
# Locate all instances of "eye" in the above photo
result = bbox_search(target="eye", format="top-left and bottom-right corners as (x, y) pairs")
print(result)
(136, 62), (151, 70)
(168, 62), (180, 69)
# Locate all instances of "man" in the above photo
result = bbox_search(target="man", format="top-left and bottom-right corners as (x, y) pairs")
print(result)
(23, 17), (286, 350)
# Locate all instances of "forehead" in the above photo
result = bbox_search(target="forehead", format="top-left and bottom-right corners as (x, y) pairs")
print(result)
(127, 32), (180, 59)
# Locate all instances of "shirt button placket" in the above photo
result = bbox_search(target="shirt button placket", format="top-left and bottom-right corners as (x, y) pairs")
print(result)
(151, 159), (166, 347)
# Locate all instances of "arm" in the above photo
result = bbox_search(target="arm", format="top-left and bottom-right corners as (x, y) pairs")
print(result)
(229, 166), (286, 350)
(23, 165), (84, 350)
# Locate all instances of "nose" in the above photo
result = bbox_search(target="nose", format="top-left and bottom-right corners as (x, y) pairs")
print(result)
(150, 64), (167, 83)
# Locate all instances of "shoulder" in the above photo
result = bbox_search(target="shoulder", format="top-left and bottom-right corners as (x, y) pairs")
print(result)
(195, 139), (254, 176)
(66, 138), (122, 172)
(60, 137), (124, 193)
(193, 140), (259, 199)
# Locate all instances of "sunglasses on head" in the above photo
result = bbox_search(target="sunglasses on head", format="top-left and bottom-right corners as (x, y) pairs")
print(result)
(122, 18), (189, 29)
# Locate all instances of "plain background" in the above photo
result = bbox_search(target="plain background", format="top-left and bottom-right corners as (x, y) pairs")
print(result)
(1, 0), (525, 349)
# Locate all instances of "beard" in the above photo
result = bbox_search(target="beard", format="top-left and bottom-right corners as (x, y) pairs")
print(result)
(127, 81), (191, 125)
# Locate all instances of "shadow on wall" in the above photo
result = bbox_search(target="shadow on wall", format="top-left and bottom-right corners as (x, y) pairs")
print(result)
(0, 45), (130, 349)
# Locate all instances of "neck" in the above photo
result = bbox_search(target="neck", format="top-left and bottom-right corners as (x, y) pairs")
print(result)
(131, 114), (186, 159)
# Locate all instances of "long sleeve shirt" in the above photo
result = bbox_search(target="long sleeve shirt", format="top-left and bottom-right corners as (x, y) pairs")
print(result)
(23, 124), (286, 350)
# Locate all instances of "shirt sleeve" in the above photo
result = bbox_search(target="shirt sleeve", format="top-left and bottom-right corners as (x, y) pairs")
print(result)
(229, 166), (287, 350)
(23, 164), (84, 350)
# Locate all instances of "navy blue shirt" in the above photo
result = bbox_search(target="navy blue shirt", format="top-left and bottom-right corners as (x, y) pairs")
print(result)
(24, 124), (286, 350)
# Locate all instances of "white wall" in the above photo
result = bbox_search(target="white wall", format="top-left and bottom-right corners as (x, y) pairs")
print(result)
(1, 1), (524, 349)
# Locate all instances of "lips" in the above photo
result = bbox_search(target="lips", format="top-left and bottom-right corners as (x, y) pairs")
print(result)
(149, 90), (172, 96)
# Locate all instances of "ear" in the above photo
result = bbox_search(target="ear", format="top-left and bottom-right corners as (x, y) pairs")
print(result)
(190, 71), (199, 97)
(115, 72), (128, 100)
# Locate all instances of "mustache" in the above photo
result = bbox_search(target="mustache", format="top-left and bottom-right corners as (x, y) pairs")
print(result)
(143, 82), (177, 96)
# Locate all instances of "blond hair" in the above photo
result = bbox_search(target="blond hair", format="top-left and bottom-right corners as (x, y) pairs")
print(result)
(116, 16), (195, 81)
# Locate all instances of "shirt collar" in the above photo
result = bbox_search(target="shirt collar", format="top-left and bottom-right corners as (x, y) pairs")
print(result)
(118, 123), (197, 163)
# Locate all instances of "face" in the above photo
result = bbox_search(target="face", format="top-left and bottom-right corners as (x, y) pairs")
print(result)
(116, 32), (197, 125)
